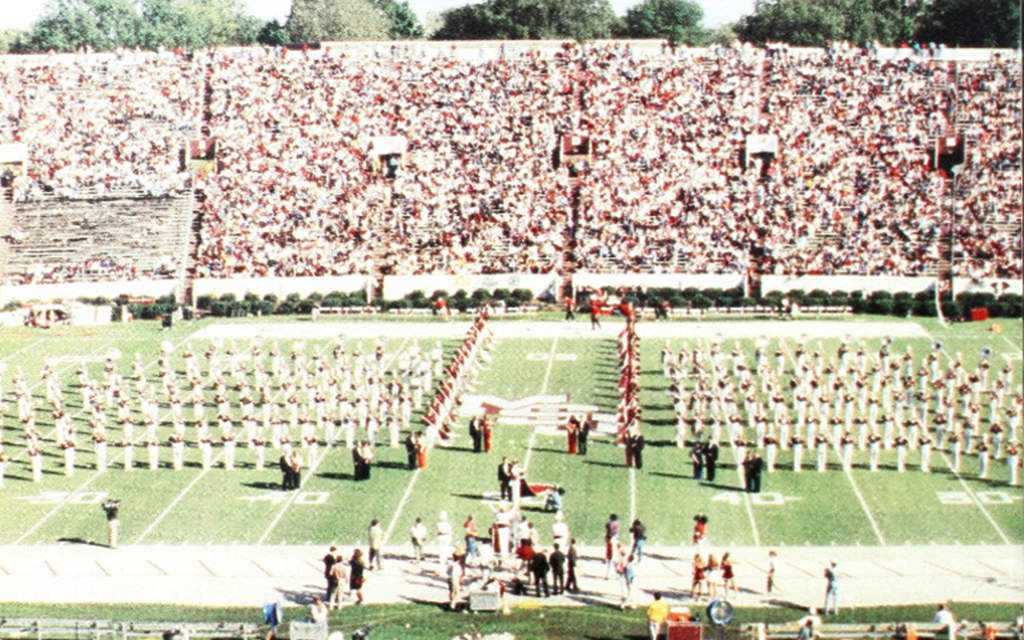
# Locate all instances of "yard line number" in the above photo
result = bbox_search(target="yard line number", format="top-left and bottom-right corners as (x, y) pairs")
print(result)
(937, 491), (1021, 505)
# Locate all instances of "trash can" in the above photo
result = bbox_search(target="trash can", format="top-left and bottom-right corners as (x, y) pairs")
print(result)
(668, 621), (702, 640)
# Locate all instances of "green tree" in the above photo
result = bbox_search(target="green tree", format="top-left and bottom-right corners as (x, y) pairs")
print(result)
(621, 0), (705, 45)
(433, 0), (617, 40)
(915, 0), (1020, 47)
(21, 0), (259, 52)
(25, 0), (143, 51)
(736, 0), (918, 47)
(287, 0), (391, 41)
(374, 0), (424, 38)
(0, 29), (29, 53)
(257, 19), (290, 45)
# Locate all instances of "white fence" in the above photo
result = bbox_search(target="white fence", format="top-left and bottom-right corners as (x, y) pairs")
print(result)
(191, 276), (374, 304)
(381, 273), (560, 301)
(953, 277), (1023, 297)
(0, 279), (178, 306)
(573, 272), (746, 295)
(761, 275), (937, 295)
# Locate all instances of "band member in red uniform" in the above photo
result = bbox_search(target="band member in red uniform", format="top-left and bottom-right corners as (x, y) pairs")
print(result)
(566, 415), (579, 455)
(482, 417), (494, 453)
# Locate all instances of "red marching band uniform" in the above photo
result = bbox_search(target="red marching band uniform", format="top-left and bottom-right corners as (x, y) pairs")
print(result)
(617, 305), (641, 465)
(422, 309), (493, 449)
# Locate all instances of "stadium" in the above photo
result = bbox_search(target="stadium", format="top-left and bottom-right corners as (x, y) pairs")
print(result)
(0, 4), (1021, 640)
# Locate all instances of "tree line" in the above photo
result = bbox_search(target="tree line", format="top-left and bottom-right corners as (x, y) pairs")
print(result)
(1, 0), (1018, 54)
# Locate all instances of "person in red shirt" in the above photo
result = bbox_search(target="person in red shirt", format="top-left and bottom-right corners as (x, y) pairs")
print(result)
(464, 514), (479, 559)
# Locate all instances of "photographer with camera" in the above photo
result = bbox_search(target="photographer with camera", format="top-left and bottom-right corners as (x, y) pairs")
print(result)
(102, 499), (121, 549)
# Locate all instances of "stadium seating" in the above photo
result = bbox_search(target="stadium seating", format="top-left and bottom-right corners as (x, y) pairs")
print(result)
(0, 44), (1018, 288)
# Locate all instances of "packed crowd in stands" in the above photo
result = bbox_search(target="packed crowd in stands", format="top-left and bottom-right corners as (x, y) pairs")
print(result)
(0, 49), (196, 202)
(0, 43), (1018, 285)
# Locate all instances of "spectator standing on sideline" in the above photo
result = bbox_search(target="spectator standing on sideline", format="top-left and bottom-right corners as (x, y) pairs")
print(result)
(102, 499), (120, 549)
(647, 592), (669, 640)
(824, 560), (839, 614)
(530, 547), (551, 597)
(629, 518), (647, 564)
(349, 549), (366, 605)
(323, 545), (338, 601)
(328, 555), (347, 609)
(549, 544), (566, 595)
(566, 538), (580, 593)
(410, 517), (427, 567)
(605, 514), (621, 578)
(368, 519), (384, 570)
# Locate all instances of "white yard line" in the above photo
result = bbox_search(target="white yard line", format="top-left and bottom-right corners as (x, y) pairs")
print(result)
(927, 346), (1012, 545)
(14, 467), (108, 544)
(256, 444), (332, 545)
(843, 469), (887, 545)
(8, 332), (205, 542)
(743, 493), (761, 547)
(261, 336), (413, 546)
(629, 465), (637, 526)
(938, 452), (1011, 545)
(524, 337), (559, 474)
(383, 468), (422, 545)
(12, 431), (155, 545)
(540, 338), (559, 395)
(777, 337), (887, 545)
(133, 453), (225, 544)
(0, 337), (45, 364)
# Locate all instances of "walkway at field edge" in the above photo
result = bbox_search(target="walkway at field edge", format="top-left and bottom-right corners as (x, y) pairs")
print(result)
(0, 544), (1017, 611)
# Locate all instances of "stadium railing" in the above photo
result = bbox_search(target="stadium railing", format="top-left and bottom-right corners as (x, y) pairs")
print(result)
(749, 622), (1022, 640)
(0, 619), (262, 640)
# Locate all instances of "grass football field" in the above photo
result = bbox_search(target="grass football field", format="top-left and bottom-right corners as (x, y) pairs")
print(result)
(0, 314), (1020, 552)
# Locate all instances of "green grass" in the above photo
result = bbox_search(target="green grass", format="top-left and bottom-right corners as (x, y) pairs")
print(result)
(0, 316), (1021, 549)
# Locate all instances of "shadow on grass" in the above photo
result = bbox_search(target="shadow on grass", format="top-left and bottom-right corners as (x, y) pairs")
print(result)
(451, 492), (488, 502)
(242, 481), (283, 490)
(765, 597), (811, 611)
(649, 471), (691, 480)
(403, 596), (456, 612)
(57, 536), (99, 546)
(319, 471), (355, 481)
(584, 460), (624, 469)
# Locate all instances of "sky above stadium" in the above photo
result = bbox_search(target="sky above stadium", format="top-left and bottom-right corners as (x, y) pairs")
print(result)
(1, 0), (754, 32)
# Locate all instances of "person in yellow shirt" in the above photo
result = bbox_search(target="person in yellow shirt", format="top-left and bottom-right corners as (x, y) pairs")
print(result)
(647, 592), (669, 640)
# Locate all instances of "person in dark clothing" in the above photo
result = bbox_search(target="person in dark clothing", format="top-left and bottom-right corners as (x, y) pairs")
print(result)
(549, 544), (566, 595)
(629, 519), (647, 564)
(323, 545), (338, 601)
(691, 443), (704, 480)
(530, 548), (551, 597)
(498, 457), (512, 501)
(579, 415), (592, 455)
(565, 539), (580, 592)
(279, 454), (295, 490)
(748, 453), (764, 493)
(468, 417), (482, 453)
(353, 445), (365, 481)
(705, 441), (719, 482)
(628, 433), (645, 470)
(404, 432), (418, 470)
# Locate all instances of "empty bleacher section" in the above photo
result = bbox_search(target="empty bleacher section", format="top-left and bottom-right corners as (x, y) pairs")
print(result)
(3, 190), (193, 285)
(0, 43), (1018, 298)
